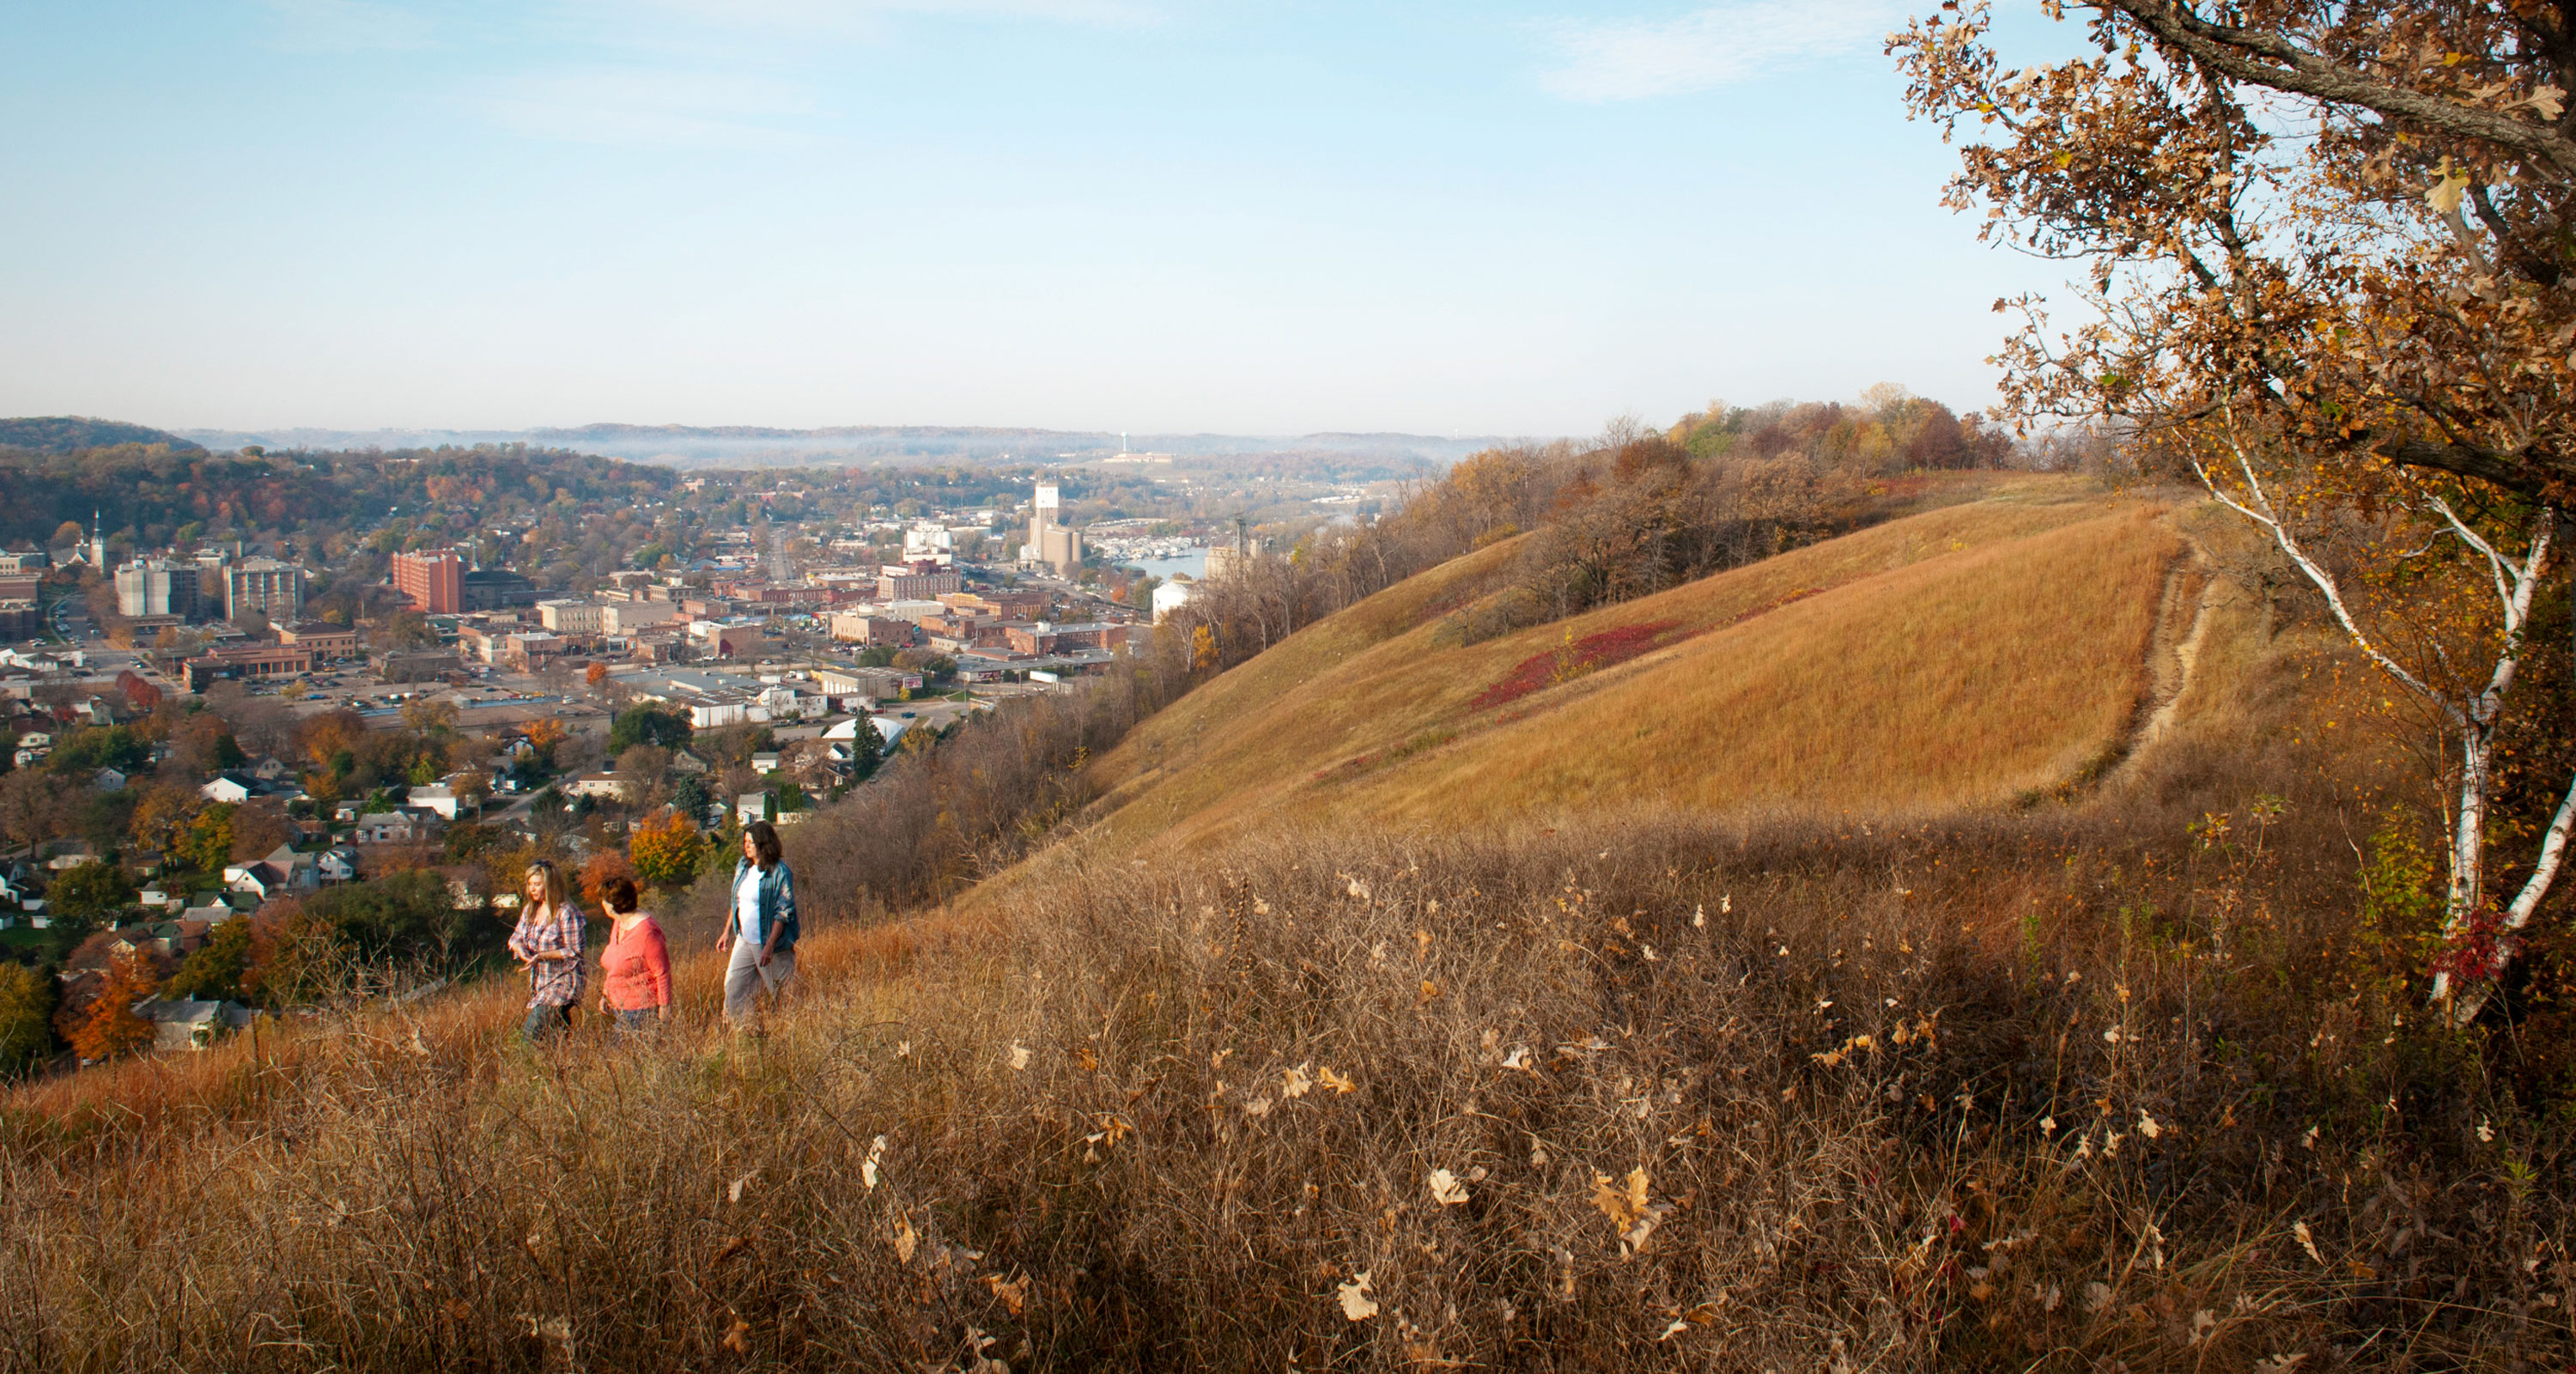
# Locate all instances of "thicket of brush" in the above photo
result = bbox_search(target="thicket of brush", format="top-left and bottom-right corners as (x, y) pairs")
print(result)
(4, 713), (2568, 1371)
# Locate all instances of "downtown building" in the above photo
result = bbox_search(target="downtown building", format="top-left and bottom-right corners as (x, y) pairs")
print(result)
(392, 550), (464, 614)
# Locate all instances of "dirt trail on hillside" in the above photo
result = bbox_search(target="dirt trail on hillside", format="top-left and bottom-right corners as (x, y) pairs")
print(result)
(2094, 530), (2220, 788)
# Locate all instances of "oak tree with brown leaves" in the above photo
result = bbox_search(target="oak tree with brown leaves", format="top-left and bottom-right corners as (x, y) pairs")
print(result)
(1894, 1), (2576, 1019)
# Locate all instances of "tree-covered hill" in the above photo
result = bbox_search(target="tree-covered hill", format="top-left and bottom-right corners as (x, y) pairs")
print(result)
(0, 443), (677, 552)
(0, 416), (203, 455)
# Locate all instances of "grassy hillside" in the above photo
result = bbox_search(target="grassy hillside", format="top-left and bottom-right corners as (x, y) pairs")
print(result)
(3, 479), (2565, 1372)
(1083, 477), (2180, 856)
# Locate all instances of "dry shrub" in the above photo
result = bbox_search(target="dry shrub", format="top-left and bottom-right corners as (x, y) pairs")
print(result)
(3, 789), (2567, 1371)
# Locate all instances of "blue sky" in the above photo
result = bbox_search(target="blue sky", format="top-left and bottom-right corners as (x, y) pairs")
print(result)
(0, 1), (2083, 436)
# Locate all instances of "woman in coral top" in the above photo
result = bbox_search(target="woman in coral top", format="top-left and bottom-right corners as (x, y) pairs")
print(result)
(593, 876), (672, 1032)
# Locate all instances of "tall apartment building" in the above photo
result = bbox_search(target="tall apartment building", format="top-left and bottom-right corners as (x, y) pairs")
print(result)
(392, 550), (463, 614)
(1020, 483), (1084, 577)
(114, 560), (205, 618)
(222, 558), (306, 622)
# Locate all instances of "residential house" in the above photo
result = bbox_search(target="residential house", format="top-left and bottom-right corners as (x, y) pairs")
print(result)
(223, 863), (277, 902)
(91, 767), (127, 792)
(131, 996), (255, 1051)
(736, 793), (771, 824)
(406, 782), (460, 819)
(353, 811), (439, 844)
(200, 775), (254, 804)
(259, 844), (319, 892)
(565, 772), (628, 802)
(317, 848), (357, 883)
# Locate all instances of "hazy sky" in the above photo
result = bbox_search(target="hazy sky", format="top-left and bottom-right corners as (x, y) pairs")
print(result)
(0, 1), (2084, 436)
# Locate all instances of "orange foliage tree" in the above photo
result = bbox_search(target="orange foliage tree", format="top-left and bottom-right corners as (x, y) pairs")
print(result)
(69, 951), (160, 1062)
(628, 809), (702, 891)
(579, 849), (638, 909)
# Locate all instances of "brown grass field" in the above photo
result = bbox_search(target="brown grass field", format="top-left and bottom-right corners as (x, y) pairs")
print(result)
(1072, 480), (2179, 859)
(3, 485), (2568, 1371)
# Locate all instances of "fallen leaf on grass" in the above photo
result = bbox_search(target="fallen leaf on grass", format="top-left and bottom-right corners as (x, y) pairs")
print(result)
(1281, 1062), (1313, 1098)
(985, 1273), (1029, 1316)
(892, 1217), (919, 1265)
(720, 1317), (750, 1354)
(862, 1135), (887, 1190)
(1337, 1271), (1379, 1320)
(1428, 1169), (1469, 1206)
(2293, 1220), (2323, 1264)
(1007, 1043), (1030, 1072)
(1317, 1066), (1356, 1094)
(727, 1170), (757, 1205)
(1592, 1168), (1649, 1228)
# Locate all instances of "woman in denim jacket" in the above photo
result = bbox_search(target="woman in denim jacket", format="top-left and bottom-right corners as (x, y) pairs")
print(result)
(718, 819), (797, 1028)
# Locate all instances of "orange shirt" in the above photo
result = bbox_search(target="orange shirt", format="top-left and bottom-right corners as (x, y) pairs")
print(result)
(598, 915), (672, 1011)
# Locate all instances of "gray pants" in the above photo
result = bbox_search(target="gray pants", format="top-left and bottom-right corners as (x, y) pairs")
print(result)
(723, 938), (795, 1025)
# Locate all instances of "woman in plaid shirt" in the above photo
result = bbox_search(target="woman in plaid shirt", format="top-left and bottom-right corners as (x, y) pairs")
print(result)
(508, 860), (586, 1042)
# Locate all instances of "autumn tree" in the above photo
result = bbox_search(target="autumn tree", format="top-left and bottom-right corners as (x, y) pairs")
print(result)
(0, 769), (66, 852)
(578, 848), (638, 909)
(177, 804), (236, 874)
(48, 860), (137, 930)
(128, 781), (203, 856)
(68, 951), (159, 1061)
(0, 963), (56, 1073)
(628, 808), (702, 891)
(167, 918), (253, 1004)
(523, 718), (570, 769)
(1894, 1), (2576, 1021)
(609, 703), (692, 755)
(452, 767), (493, 818)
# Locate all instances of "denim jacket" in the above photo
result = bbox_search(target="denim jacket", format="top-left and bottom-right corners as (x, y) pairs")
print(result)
(729, 858), (799, 951)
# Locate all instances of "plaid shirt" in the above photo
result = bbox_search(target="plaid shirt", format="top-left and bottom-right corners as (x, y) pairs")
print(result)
(508, 900), (586, 1007)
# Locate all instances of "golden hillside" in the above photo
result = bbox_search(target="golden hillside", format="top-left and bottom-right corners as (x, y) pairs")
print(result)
(1082, 477), (2189, 854)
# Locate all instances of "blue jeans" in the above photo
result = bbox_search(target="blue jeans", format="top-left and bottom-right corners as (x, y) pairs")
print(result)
(522, 1002), (570, 1043)
(613, 1006), (662, 1034)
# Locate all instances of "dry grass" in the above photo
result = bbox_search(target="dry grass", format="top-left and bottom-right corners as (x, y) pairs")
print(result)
(1074, 482), (2165, 859)
(5, 793), (2565, 1371)
(4, 483), (2565, 1371)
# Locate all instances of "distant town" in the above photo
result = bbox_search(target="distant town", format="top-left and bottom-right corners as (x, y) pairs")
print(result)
(0, 450), (1346, 1060)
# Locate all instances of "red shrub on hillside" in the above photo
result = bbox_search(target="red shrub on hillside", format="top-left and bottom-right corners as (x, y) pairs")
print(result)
(1473, 621), (1683, 709)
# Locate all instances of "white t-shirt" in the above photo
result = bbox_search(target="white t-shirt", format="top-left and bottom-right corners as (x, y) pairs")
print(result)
(734, 866), (763, 945)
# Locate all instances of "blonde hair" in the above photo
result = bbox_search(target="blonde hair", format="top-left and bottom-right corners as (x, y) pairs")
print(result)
(524, 859), (573, 917)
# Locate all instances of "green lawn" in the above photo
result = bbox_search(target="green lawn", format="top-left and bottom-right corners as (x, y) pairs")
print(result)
(0, 926), (63, 955)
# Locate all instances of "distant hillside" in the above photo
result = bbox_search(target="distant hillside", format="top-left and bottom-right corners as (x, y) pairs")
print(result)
(1059, 477), (2208, 860)
(174, 423), (1510, 474)
(0, 416), (202, 454)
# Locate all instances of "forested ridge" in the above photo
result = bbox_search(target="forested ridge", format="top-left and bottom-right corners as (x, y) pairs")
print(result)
(0, 442), (677, 552)
(0, 416), (202, 456)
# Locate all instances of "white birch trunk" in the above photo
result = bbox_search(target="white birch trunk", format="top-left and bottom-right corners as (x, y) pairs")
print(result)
(2193, 428), (2569, 1024)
